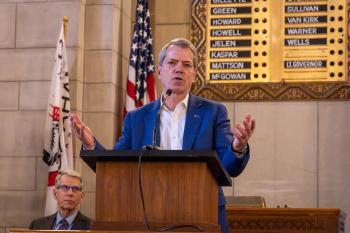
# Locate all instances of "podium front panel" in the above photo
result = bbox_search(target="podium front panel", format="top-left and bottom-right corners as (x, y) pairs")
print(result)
(95, 161), (218, 224)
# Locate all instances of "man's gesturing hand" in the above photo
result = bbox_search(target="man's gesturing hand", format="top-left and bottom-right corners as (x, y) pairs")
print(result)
(70, 113), (95, 150)
(232, 114), (256, 152)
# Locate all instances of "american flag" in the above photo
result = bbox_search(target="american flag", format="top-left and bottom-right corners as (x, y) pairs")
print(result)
(124, 0), (156, 115)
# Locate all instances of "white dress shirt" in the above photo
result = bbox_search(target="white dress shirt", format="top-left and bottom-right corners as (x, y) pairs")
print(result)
(159, 94), (189, 150)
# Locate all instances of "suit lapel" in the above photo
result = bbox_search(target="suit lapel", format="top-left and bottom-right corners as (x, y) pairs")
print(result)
(182, 95), (204, 150)
(143, 99), (161, 146)
(71, 211), (86, 230)
(45, 213), (56, 229)
(71, 212), (80, 230)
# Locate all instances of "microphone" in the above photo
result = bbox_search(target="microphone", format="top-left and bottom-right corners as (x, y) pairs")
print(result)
(143, 89), (172, 150)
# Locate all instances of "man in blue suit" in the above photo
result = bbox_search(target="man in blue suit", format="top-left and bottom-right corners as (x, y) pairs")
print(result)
(71, 38), (255, 232)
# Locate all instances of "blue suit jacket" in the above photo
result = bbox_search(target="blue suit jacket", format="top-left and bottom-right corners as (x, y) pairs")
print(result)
(95, 94), (250, 232)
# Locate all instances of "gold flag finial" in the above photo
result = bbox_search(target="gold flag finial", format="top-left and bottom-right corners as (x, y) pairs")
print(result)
(63, 16), (69, 41)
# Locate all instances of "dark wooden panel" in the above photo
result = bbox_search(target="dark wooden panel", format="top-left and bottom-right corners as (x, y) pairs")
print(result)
(226, 207), (346, 233)
(91, 221), (220, 232)
(96, 162), (218, 224)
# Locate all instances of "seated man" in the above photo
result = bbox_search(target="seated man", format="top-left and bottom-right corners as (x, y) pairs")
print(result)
(29, 170), (91, 230)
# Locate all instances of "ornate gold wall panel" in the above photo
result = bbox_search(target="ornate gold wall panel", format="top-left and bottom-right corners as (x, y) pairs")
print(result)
(190, 0), (350, 101)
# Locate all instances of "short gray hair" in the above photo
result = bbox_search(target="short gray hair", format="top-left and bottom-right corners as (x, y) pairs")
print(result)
(158, 38), (198, 68)
(55, 169), (83, 189)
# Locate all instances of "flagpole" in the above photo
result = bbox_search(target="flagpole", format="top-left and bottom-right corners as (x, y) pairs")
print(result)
(63, 16), (68, 41)
(61, 15), (74, 170)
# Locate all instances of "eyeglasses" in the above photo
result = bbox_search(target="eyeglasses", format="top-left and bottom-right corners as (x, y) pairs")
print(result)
(57, 185), (82, 192)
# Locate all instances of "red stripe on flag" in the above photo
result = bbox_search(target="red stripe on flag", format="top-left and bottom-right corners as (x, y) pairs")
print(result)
(135, 100), (143, 108)
(126, 80), (136, 99)
(123, 107), (127, 118)
(48, 171), (58, 186)
(146, 73), (156, 101)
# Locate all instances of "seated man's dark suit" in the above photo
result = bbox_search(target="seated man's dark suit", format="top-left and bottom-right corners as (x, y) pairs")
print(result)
(29, 211), (91, 230)
(94, 94), (250, 232)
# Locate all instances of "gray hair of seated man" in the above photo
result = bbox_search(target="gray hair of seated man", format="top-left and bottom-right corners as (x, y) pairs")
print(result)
(55, 169), (83, 189)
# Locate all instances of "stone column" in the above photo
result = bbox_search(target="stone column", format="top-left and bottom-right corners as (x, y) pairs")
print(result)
(78, 0), (133, 219)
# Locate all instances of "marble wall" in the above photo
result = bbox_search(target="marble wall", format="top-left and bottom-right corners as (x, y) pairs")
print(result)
(0, 1), (84, 231)
(232, 101), (350, 231)
(0, 0), (130, 231)
(0, 0), (349, 232)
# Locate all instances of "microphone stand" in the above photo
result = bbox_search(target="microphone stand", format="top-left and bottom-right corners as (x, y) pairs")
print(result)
(143, 89), (172, 150)
(138, 89), (172, 231)
(139, 89), (205, 232)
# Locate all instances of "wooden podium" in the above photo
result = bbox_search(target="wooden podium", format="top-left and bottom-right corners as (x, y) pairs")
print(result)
(81, 150), (231, 232)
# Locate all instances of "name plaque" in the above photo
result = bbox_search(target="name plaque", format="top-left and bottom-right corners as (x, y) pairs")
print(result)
(206, 0), (347, 83)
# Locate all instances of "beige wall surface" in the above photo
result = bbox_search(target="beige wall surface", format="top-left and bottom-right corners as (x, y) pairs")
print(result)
(0, 0), (349, 233)
(0, 0), (129, 230)
(0, 1), (85, 231)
